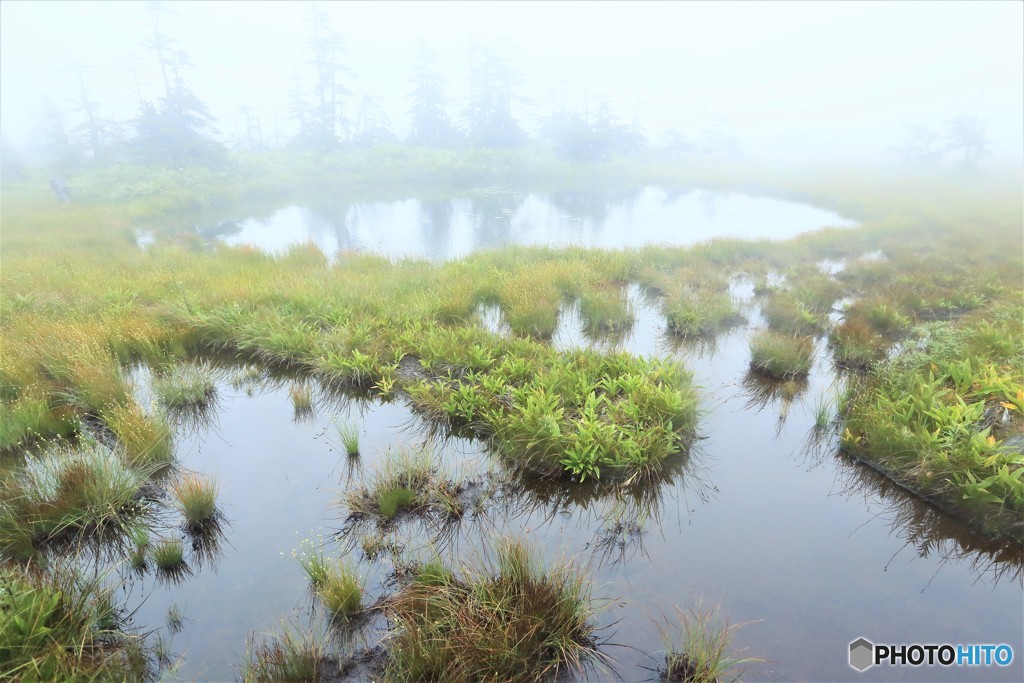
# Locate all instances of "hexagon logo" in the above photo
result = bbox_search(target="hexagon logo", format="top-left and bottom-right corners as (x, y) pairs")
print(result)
(849, 637), (875, 671)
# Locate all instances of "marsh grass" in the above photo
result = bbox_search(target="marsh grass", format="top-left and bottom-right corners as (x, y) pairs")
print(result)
(0, 442), (152, 552)
(295, 540), (331, 589)
(342, 447), (467, 523)
(0, 563), (142, 681)
(3, 153), (1022, 551)
(657, 603), (762, 683)
(291, 538), (364, 618)
(103, 402), (174, 467)
(578, 285), (635, 340)
(128, 525), (149, 569)
(333, 420), (360, 456)
(377, 485), (417, 519)
(152, 364), (216, 409)
(166, 603), (186, 635)
(0, 387), (75, 452)
(384, 538), (602, 682)
(830, 317), (884, 371)
(152, 538), (185, 570)
(811, 394), (834, 433)
(317, 563), (363, 619)
(242, 624), (326, 683)
(749, 331), (814, 380)
(761, 294), (826, 336)
(842, 309), (1024, 542)
(289, 382), (314, 421)
(664, 291), (745, 339)
(171, 473), (219, 532)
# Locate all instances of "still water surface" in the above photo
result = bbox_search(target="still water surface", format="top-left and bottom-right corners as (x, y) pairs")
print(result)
(123, 191), (1021, 680)
(125, 287), (1023, 682)
(204, 186), (855, 261)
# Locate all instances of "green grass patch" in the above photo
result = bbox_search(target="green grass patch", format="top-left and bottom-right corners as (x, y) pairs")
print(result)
(242, 623), (325, 683)
(342, 447), (466, 523)
(0, 564), (146, 681)
(664, 290), (745, 339)
(578, 284), (635, 340)
(317, 563), (363, 619)
(658, 603), (761, 682)
(172, 473), (219, 532)
(152, 538), (185, 570)
(152, 364), (217, 408)
(842, 306), (1024, 542)
(749, 331), (814, 380)
(333, 420), (360, 457)
(377, 485), (418, 519)
(384, 538), (601, 682)
(0, 442), (152, 552)
(761, 294), (826, 336)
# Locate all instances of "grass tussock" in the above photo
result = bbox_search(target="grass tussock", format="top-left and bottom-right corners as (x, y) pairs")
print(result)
(342, 447), (464, 523)
(289, 381), (313, 416)
(171, 473), (219, 532)
(384, 539), (601, 682)
(657, 603), (762, 683)
(103, 402), (174, 467)
(664, 290), (744, 339)
(293, 539), (364, 618)
(241, 624), (326, 683)
(333, 419), (360, 457)
(152, 538), (185, 570)
(749, 331), (814, 380)
(0, 442), (151, 553)
(152, 364), (217, 409)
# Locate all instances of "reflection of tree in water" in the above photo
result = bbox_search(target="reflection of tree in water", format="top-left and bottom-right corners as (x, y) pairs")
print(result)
(695, 189), (721, 218)
(833, 451), (1023, 588)
(659, 185), (693, 206)
(304, 199), (356, 255)
(418, 199), (454, 261)
(546, 187), (645, 242)
(195, 219), (244, 241)
(467, 192), (526, 251)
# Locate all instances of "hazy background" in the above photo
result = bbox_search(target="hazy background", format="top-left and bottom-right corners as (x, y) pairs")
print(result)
(2, 0), (1021, 166)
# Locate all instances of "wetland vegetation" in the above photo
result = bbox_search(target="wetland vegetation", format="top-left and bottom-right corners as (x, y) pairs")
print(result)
(2, 2), (1022, 679)
(2, 148), (1021, 680)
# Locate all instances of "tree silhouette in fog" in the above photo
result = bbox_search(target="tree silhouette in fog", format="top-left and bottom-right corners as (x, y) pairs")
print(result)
(944, 115), (989, 170)
(542, 98), (645, 161)
(132, 1), (224, 166)
(463, 39), (526, 148)
(407, 42), (462, 147)
(892, 122), (945, 165)
(66, 61), (122, 163)
(290, 4), (352, 150)
(38, 98), (81, 170)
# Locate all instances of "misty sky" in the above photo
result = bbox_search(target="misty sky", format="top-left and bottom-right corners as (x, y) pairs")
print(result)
(2, 0), (1021, 164)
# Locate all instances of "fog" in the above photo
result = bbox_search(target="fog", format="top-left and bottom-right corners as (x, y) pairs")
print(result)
(2, 0), (1022, 166)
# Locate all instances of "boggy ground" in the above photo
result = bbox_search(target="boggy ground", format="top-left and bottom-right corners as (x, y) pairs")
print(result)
(1, 150), (1022, 679)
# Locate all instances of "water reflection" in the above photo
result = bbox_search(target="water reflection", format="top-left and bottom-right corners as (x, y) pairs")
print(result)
(108, 351), (1021, 681)
(834, 451), (1024, 589)
(186, 517), (229, 571)
(740, 370), (810, 433)
(190, 186), (855, 262)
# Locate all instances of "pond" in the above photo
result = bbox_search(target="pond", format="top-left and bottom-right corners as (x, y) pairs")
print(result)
(120, 284), (1022, 681)
(178, 186), (856, 261)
